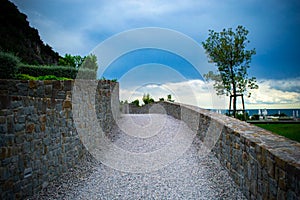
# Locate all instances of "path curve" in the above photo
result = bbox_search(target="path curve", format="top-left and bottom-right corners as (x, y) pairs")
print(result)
(29, 114), (246, 200)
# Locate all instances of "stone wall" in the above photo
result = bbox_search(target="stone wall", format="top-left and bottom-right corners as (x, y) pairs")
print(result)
(0, 79), (119, 199)
(129, 101), (300, 199)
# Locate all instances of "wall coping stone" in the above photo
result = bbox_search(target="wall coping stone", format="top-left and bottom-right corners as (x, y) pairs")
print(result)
(128, 101), (300, 199)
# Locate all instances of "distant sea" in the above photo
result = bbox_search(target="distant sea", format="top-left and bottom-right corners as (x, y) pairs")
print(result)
(209, 108), (300, 117)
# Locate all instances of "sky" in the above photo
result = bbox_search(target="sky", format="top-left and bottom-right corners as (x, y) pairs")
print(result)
(10, 0), (300, 109)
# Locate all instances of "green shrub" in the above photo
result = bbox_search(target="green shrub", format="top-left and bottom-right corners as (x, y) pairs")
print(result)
(167, 94), (175, 102)
(82, 54), (98, 70)
(0, 52), (20, 79)
(19, 64), (78, 78)
(16, 74), (71, 80)
(76, 69), (97, 79)
(36, 75), (71, 80)
(236, 112), (249, 121)
(16, 74), (37, 80)
(99, 77), (117, 82)
(19, 64), (98, 79)
(131, 99), (140, 107)
(251, 114), (260, 120)
(142, 93), (154, 105)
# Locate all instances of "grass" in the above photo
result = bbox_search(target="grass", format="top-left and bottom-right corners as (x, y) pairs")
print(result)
(255, 124), (300, 143)
(16, 74), (72, 80)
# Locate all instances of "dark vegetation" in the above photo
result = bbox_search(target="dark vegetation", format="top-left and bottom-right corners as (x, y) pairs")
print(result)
(0, 0), (99, 80)
(0, 0), (59, 65)
(131, 99), (140, 107)
(126, 94), (174, 107)
(16, 74), (71, 81)
(0, 51), (97, 80)
(142, 94), (154, 105)
(0, 51), (20, 79)
(18, 64), (78, 78)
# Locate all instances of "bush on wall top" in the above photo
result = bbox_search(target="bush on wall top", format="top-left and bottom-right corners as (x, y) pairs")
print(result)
(19, 64), (78, 79)
(19, 65), (97, 79)
(0, 51), (20, 79)
(16, 74), (72, 80)
(0, 52), (98, 80)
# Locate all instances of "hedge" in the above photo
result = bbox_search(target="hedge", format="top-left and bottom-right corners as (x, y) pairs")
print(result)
(19, 65), (97, 79)
(19, 64), (77, 78)
(16, 74), (72, 80)
(0, 52), (20, 79)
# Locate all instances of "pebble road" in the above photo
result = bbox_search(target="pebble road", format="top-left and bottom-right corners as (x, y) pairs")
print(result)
(29, 114), (246, 200)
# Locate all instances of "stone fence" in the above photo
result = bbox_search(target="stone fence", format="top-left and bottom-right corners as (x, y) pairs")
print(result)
(0, 79), (119, 199)
(128, 102), (300, 199)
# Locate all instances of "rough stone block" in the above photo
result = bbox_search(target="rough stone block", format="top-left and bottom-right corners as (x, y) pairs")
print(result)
(44, 85), (52, 98)
(15, 123), (25, 132)
(28, 80), (37, 89)
(0, 124), (7, 134)
(26, 123), (35, 133)
(63, 100), (72, 109)
(0, 167), (10, 181)
(269, 178), (278, 198)
(52, 81), (62, 90)
(267, 157), (275, 179)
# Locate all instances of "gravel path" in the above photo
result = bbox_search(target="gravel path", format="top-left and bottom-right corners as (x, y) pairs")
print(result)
(28, 114), (246, 200)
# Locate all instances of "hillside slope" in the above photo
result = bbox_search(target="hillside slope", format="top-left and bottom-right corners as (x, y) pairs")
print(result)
(0, 0), (59, 65)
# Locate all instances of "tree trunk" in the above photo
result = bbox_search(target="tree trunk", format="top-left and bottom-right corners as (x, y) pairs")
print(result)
(229, 63), (237, 118)
(233, 89), (237, 118)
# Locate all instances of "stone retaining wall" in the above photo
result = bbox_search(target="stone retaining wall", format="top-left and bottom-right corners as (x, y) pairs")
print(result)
(0, 79), (119, 199)
(129, 102), (300, 199)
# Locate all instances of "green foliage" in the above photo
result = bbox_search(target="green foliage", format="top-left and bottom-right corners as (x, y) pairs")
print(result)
(131, 99), (140, 107)
(202, 25), (258, 117)
(142, 94), (154, 105)
(202, 25), (258, 97)
(0, 0), (59, 65)
(19, 64), (78, 78)
(16, 74), (72, 80)
(120, 100), (128, 104)
(167, 94), (175, 102)
(78, 69), (97, 79)
(236, 112), (249, 121)
(81, 54), (98, 71)
(16, 74), (37, 80)
(58, 54), (85, 69)
(251, 114), (260, 120)
(36, 75), (71, 80)
(0, 51), (20, 79)
(159, 98), (164, 101)
(100, 77), (117, 82)
(77, 54), (98, 79)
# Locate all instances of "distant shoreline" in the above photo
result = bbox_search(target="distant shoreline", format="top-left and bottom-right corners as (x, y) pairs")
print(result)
(209, 108), (300, 117)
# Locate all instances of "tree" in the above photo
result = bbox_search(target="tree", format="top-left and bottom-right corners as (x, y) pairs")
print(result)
(167, 94), (174, 102)
(80, 54), (98, 79)
(82, 54), (98, 71)
(202, 25), (258, 118)
(142, 93), (154, 105)
(58, 54), (85, 68)
(131, 99), (140, 107)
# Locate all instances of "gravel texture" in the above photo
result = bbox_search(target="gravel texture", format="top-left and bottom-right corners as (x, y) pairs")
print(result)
(28, 114), (246, 200)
